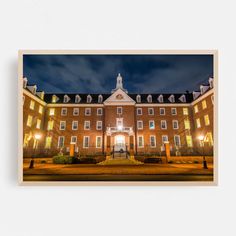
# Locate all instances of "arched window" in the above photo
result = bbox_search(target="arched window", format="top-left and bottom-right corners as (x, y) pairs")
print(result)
(158, 95), (163, 103)
(75, 95), (81, 103)
(147, 95), (152, 103)
(136, 95), (141, 103)
(87, 95), (92, 103)
(63, 95), (70, 103)
(169, 95), (175, 103)
(98, 95), (103, 103)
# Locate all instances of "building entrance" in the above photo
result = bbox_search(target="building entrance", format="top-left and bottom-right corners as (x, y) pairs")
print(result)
(114, 135), (126, 152)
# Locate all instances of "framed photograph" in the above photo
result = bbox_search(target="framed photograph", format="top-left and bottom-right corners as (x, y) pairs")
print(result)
(18, 50), (217, 185)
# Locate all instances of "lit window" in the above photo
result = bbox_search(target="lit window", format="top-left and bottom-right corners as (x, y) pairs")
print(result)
(72, 121), (78, 130)
(196, 118), (201, 128)
(83, 136), (89, 148)
(137, 120), (143, 130)
(138, 136), (144, 148)
(150, 136), (156, 147)
(162, 135), (168, 143)
(85, 108), (91, 116)
(172, 120), (179, 129)
(149, 120), (155, 129)
(96, 136), (102, 148)
(36, 119), (41, 129)
(29, 100), (35, 110)
(194, 105), (198, 113)
(60, 121), (66, 130)
(116, 118), (123, 128)
(205, 132), (213, 146)
(47, 120), (54, 130)
(186, 135), (193, 147)
(202, 100), (207, 109)
(52, 95), (57, 103)
(171, 108), (177, 115)
(26, 115), (33, 127)
(184, 119), (190, 129)
(73, 108), (79, 116)
(84, 121), (90, 130)
(61, 108), (67, 116)
(117, 107), (122, 115)
(204, 115), (210, 126)
(23, 134), (30, 147)
(49, 108), (55, 116)
(174, 135), (181, 147)
(71, 136), (77, 143)
(148, 108), (154, 115)
(183, 108), (188, 115)
(45, 136), (52, 149)
(58, 136), (64, 148)
(96, 121), (102, 130)
(38, 105), (43, 114)
(161, 120), (167, 129)
(97, 108), (103, 116)
(160, 108), (165, 115)
(137, 108), (142, 115)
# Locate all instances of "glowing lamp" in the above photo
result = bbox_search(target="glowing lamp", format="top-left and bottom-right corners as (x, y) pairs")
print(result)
(198, 135), (204, 141)
(34, 134), (42, 140)
(117, 125), (123, 131)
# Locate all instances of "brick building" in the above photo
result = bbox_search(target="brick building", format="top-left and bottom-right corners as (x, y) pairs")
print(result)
(22, 74), (214, 158)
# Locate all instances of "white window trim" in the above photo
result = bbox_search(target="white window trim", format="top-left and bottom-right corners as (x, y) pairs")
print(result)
(73, 108), (79, 116)
(72, 121), (78, 130)
(97, 108), (103, 116)
(162, 135), (168, 143)
(71, 136), (77, 143)
(83, 136), (90, 148)
(171, 108), (177, 115)
(137, 108), (142, 115)
(172, 120), (179, 129)
(96, 136), (102, 148)
(85, 108), (91, 116)
(150, 135), (156, 148)
(174, 135), (181, 147)
(148, 108), (154, 115)
(58, 136), (65, 148)
(137, 120), (143, 130)
(161, 120), (167, 129)
(84, 121), (90, 130)
(149, 120), (155, 130)
(96, 121), (102, 130)
(160, 108), (165, 115)
(137, 135), (144, 148)
(59, 121), (66, 130)
(61, 108), (67, 116)
(117, 107), (122, 115)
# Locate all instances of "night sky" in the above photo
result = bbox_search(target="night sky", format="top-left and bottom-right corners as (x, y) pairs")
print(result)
(23, 54), (213, 94)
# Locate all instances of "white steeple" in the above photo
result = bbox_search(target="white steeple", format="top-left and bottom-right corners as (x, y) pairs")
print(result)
(111, 73), (128, 93)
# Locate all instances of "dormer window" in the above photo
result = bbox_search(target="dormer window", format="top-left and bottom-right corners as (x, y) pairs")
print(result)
(75, 95), (81, 103)
(136, 95), (141, 103)
(179, 94), (186, 103)
(169, 95), (175, 103)
(158, 95), (163, 103)
(209, 78), (214, 89)
(52, 95), (57, 103)
(23, 77), (28, 88)
(32, 86), (37, 95)
(98, 95), (103, 103)
(193, 91), (200, 100)
(147, 95), (152, 103)
(63, 95), (70, 103)
(200, 86), (204, 94)
(87, 95), (92, 103)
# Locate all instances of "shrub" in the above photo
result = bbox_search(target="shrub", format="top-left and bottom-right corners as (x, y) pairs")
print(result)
(168, 160), (173, 164)
(193, 160), (199, 164)
(53, 155), (74, 164)
(40, 160), (47, 164)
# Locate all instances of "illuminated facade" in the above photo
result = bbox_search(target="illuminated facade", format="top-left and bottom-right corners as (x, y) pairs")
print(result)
(22, 74), (214, 157)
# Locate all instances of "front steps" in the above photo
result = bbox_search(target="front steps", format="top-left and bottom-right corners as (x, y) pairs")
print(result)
(98, 158), (143, 165)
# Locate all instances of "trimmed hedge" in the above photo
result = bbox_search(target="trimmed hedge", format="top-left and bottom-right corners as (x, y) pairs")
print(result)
(52, 155), (74, 164)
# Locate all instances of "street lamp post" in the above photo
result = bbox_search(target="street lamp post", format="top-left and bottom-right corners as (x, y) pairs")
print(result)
(198, 135), (208, 169)
(29, 133), (41, 169)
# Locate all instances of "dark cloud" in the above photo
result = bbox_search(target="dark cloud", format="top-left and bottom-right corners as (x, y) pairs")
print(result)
(23, 54), (213, 93)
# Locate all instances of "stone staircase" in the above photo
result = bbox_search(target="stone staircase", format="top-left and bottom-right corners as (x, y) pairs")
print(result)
(98, 158), (143, 165)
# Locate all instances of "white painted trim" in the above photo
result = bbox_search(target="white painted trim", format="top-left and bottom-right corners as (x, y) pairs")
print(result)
(58, 136), (65, 148)
(59, 121), (66, 130)
(150, 135), (156, 148)
(137, 120), (143, 130)
(96, 121), (102, 130)
(47, 103), (104, 107)
(136, 103), (191, 107)
(61, 107), (67, 116)
(71, 136), (77, 143)
(174, 135), (181, 147)
(72, 121), (78, 130)
(160, 107), (165, 115)
(84, 121), (90, 130)
(137, 135), (144, 148)
(23, 89), (47, 106)
(161, 120), (167, 129)
(149, 120), (155, 130)
(191, 89), (214, 105)
(171, 107), (177, 115)
(97, 108), (103, 116)
(73, 108), (79, 116)
(162, 135), (168, 143)
(84, 108), (91, 116)
(148, 107), (154, 115)
(96, 136), (102, 148)
(83, 136), (90, 148)
(136, 107), (142, 115)
(172, 120), (179, 129)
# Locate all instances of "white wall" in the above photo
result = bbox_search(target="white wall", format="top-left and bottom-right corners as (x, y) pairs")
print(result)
(0, 1), (235, 236)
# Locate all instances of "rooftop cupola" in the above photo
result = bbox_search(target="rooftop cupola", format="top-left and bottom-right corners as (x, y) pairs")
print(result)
(111, 73), (128, 93)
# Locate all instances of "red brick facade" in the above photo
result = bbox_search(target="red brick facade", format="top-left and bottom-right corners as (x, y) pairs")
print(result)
(22, 76), (214, 157)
